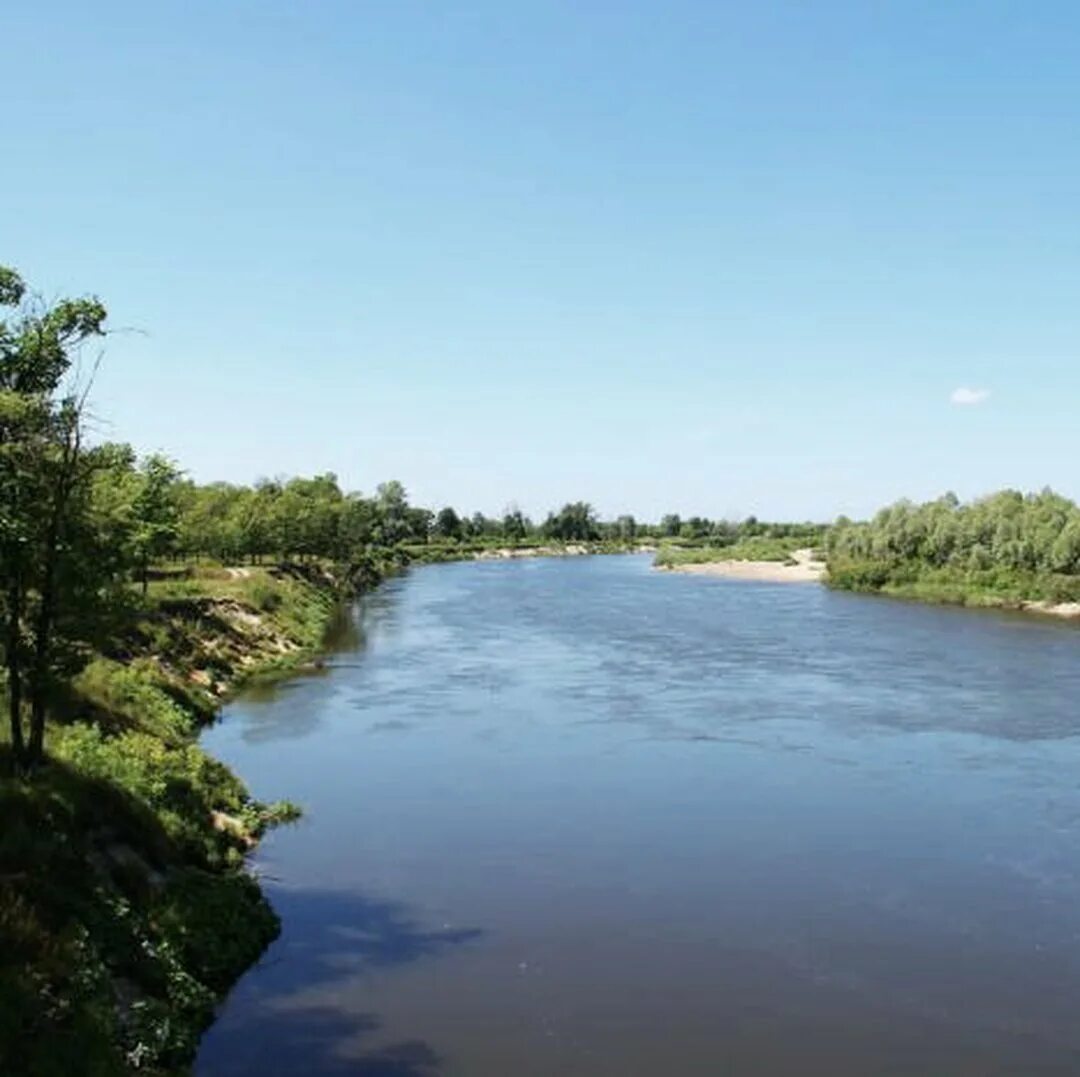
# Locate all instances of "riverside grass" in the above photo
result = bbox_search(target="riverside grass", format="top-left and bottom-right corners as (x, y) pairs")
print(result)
(654, 536), (810, 568)
(0, 560), (368, 1077)
(826, 559), (1080, 609)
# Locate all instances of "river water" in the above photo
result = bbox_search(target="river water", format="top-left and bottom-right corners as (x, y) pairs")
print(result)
(196, 555), (1080, 1075)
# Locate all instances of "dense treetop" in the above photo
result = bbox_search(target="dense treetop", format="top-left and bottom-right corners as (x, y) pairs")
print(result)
(828, 489), (1080, 575)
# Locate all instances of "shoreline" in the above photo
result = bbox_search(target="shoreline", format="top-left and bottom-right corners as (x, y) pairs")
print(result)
(866, 585), (1080, 621)
(1022, 599), (1080, 619)
(658, 547), (826, 584)
(473, 543), (657, 560)
(1, 559), (394, 1076)
(660, 551), (1080, 618)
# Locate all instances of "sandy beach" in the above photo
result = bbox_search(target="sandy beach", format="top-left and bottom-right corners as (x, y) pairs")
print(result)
(661, 547), (826, 583)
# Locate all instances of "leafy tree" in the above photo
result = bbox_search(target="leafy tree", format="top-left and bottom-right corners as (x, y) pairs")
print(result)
(542, 502), (599, 542)
(0, 266), (108, 768)
(434, 506), (462, 540)
(374, 480), (410, 545)
(682, 516), (711, 540)
(501, 507), (529, 542)
(131, 454), (183, 593)
(660, 513), (681, 537)
(828, 488), (1080, 598)
(337, 493), (379, 555)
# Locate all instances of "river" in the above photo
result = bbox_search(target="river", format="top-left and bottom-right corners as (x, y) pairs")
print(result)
(196, 554), (1080, 1075)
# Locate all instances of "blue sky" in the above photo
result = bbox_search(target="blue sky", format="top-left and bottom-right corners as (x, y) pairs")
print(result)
(5, 2), (1080, 521)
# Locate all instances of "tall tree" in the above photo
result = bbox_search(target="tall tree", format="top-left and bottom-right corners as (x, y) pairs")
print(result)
(542, 502), (600, 542)
(501, 507), (529, 542)
(660, 513), (682, 538)
(374, 480), (410, 545)
(0, 266), (108, 768)
(433, 506), (462, 540)
(131, 454), (182, 594)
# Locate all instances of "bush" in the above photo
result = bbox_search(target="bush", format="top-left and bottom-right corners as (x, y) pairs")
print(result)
(73, 658), (194, 743)
(154, 868), (279, 993)
(51, 724), (251, 868)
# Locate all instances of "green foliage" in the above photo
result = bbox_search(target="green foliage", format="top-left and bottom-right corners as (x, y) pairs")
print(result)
(827, 490), (1080, 605)
(655, 535), (810, 567)
(0, 745), (281, 1076)
(244, 577), (283, 613)
(128, 455), (183, 593)
(0, 265), (116, 768)
(73, 659), (193, 743)
(541, 501), (600, 541)
(433, 505), (462, 540)
(0, 559), (336, 1077)
(0, 258), (864, 1074)
(154, 868), (278, 994)
(51, 724), (250, 868)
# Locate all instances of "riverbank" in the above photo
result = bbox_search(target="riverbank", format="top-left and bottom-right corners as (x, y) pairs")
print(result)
(474, 542), (657, 560)
(852, 580), (1080, 620)
(0, 558), (389, 1076)
(825, 559), (1080, 620)
(404, 540), (657, 564)
(657, 547), (825, 583)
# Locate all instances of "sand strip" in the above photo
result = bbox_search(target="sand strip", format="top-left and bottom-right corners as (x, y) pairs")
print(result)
(660, 547), (825, 583)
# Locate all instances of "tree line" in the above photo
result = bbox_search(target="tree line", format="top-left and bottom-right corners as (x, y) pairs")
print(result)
(0, 265), (826, 767)
(826, 489), (1080, 597)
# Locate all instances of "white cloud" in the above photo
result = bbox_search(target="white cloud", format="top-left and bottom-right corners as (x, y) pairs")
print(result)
(950, 386), (991, 406)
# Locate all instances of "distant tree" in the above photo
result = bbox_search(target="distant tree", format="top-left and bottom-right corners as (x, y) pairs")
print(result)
(828, 488), (1080, 591)
(470, 512), (494, 539)
(433, 506), (463, 541)
(542, 502), (599, 542)
(374, 480), (410, 545)
(406, 507), (434, 542)
(710, 519), (738, 545)
(682, 516), (710, 540)
(660, 513), (681, 537)
(501, 507), (529, 543)
(130, 454), (182, 594)
(337, 494), (379, 554)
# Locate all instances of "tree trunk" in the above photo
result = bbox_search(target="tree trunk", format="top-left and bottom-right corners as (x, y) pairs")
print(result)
(6, 575), (26, 769)
(28, 511), (62, 767)
(27, 423), (79, 767)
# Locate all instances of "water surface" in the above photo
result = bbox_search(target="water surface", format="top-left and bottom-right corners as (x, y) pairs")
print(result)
(197, 555), (1080, 1075)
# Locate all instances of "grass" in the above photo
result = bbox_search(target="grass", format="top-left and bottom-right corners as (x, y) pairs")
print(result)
(825, 559), (1080, 608)
(655, 536), (809, 568)
(129, 564), (343, 708)
(0, 746), (281, 1075)
(0, 558), (361, 1075)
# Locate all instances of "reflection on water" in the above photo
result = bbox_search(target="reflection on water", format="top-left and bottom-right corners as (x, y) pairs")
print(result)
(231, 603), (367, 725)
(198, 556), (1080, 1075)
(198, 885), (479, 1076)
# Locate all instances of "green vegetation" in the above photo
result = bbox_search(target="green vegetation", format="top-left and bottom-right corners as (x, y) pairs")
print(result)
(0, 264), (409, 1075)
(24, 256), (1065, 1074)
(0, 558), (350, 1076)
(2, 264), (675, 1075)
(826, 490), (1080, 608)
(653, 518), (825, 569)
(655, 535), (814, 568)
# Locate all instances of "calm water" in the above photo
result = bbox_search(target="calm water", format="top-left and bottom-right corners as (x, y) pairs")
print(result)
(197, 555), (1080, 1076)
